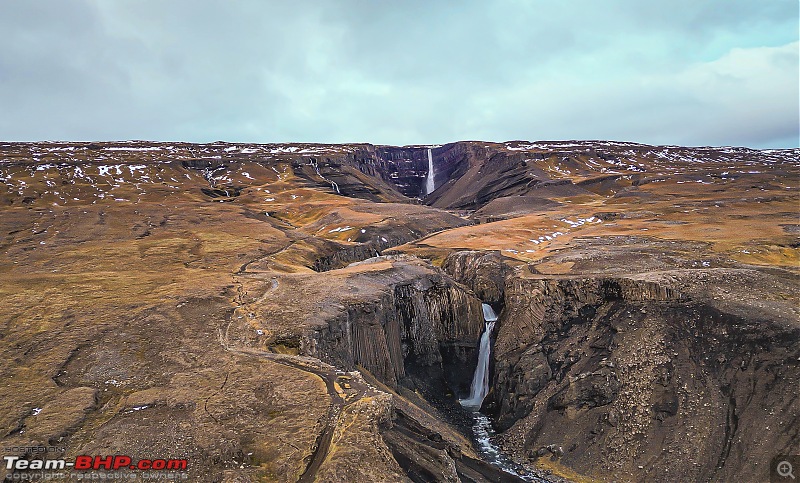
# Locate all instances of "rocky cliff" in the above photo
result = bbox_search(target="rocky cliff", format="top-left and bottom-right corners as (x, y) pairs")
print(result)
(484, 267), (799, 482)
(301, 257), (485, 388)
(441, 250), (509, 307)
(352, 143), (477, 199)
(226, 255), (528, 481)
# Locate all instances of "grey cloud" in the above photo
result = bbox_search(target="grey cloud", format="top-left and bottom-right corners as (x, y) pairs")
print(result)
(0, 0), (797, 147)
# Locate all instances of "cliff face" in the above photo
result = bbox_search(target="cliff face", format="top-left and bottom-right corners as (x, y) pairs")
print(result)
(293, 258), (484, 389)
(369, 146), (429, 198)
(490, 275), (683, 429)
(421, 146), (591, 211)
(310, 207), (470, 272)
(222, 256), (508, 480)
(488, 270), (800, 482)
(359, 143), (475, 199)
(441, 250), (509, 307)
(299, 249), (797, 483)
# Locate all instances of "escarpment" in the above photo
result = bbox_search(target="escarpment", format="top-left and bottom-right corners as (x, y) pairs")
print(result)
(486, 269), (800, 482)
(310, 243), (383, 272)
(364, 143), (477, 198)
(310, 209), (470, 272)
(224, 256), (513, 479)
(262, 142), (481, 200)
(230, 256), (487, 394)
(489, 274), (685, 429)
(303, 259), (485, 389)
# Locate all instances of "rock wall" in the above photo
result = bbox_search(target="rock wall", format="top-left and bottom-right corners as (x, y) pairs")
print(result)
(311, 244), (383, 272)
(488, 272), (800, 482)
(490, 276), (683, 428)
(371, 146), (430, 197)
(303, 267), (484, 388)
(441, 250), (509, 307)
(365, 143), (475, 199)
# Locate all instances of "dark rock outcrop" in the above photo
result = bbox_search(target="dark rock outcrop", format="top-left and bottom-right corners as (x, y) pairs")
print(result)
(301, 258), (484, 388)
(441, 250), (509, 307)
(489, 276), (682, 430)
(488, 270), (800, 483)
(368, 144), (474, 199)
(311, 243), (383, 272)
(310, 211), (470, 272)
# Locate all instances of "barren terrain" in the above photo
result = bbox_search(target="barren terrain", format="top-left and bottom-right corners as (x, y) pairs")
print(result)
(1, 140), (797, 482)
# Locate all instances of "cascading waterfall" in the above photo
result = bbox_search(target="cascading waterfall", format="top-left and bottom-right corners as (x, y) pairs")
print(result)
(425, 148), (435, 195)
(308, 159), (340, 194)
(461, 304), (542, 481)
(459, 303), (498, 410)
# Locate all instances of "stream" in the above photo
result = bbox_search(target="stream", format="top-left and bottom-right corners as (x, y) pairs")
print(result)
(461, 303), (547, 482)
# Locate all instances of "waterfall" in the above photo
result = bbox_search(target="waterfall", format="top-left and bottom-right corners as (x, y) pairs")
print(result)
(460, 303), (498, 410)
(462, 304), (541, 480)
(481, 303), (498, 322)
(425, 148), (435, 195)
(308, 159), (340, 194)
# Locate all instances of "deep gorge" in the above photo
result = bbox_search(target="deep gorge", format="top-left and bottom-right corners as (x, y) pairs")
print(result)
(1, 140), (797, 482)
(265, 248), (800, 482)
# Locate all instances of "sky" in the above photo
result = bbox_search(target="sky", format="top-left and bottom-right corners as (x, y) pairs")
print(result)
(1, 1), (798, 148)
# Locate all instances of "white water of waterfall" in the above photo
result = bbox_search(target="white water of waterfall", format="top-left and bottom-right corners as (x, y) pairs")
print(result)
(425, 148), (435, 195)
(459, 303), (498, 410)
(462, 304), (543, 481)
(482, 303), (498, 322)
(308, 159), (340, 194)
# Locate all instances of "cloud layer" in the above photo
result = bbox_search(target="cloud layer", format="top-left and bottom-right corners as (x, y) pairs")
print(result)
(1, 0), (797, 148)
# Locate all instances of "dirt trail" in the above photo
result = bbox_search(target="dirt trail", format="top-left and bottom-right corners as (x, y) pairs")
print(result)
(220, 326), (376, 482)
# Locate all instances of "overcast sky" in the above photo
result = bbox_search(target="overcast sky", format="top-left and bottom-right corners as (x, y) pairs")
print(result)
(1, 1), (797, 148)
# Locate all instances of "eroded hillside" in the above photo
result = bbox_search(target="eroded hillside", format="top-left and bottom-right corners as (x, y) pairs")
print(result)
(1, 140), (797, 482)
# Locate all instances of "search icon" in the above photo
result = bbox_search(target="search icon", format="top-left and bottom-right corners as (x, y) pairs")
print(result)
(778, 460), (795, 480)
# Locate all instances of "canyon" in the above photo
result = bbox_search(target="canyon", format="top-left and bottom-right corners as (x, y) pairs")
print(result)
(0, 139), (797, 482)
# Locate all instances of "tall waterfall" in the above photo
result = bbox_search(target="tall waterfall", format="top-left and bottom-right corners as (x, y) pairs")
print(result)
(460, 303), (498, 410)
(425, 148), (435, 195)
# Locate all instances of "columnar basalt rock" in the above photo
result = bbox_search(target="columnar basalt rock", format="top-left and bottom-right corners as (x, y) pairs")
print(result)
(299, 259), (484, 388)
